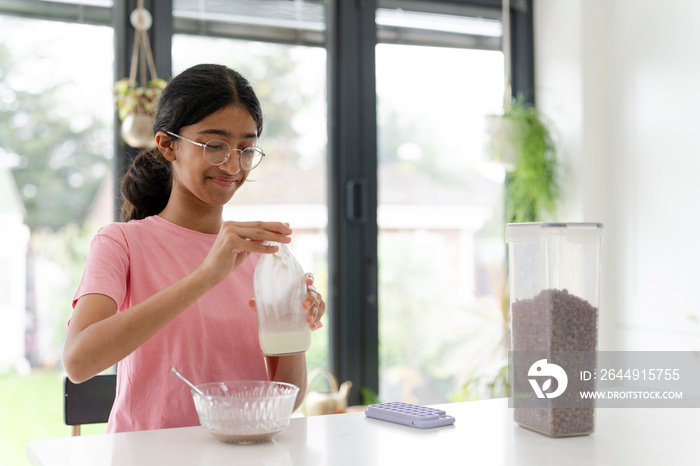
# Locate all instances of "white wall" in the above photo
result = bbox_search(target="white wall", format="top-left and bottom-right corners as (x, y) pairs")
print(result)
(534, 0), (700, 351)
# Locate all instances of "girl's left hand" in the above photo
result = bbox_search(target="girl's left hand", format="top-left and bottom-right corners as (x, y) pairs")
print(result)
(248, 272), (325, 330)
(302, 273), (325, 330)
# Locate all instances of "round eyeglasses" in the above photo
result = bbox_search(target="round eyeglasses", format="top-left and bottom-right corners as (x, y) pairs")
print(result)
(166, 131), (265, 170)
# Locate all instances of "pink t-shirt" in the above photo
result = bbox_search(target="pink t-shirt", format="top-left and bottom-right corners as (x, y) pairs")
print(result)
(73, 215), (268, 433)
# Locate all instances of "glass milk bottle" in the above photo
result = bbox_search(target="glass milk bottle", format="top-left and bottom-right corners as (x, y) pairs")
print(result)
(506, 222), (603, 437)
(254, 242), (312, 356)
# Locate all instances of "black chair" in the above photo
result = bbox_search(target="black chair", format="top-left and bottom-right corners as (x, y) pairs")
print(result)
(64, 374), (117, 436)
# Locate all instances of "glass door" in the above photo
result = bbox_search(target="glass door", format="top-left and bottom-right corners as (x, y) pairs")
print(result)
(376, 41), (507, 404)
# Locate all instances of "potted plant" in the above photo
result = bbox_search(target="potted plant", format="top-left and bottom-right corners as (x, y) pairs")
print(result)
(113, 77), (166, 148)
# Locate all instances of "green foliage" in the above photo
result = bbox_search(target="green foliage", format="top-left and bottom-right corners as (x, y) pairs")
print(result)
(360, 387), (381, 405)
(502, 97), (560, 223)
(113, 78), (166, 121)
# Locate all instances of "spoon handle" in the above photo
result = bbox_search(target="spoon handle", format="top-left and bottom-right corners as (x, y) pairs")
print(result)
(171, 367), (205, 396)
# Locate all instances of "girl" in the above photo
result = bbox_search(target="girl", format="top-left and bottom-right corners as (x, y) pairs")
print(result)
(63, 64), (325, 433)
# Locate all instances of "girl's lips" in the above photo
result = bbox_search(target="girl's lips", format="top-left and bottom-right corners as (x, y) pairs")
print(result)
(209, 176), (239, 187)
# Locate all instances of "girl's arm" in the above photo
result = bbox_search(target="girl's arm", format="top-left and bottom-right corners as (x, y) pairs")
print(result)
(63, 221), (292, 383)
(267, 353), (308, 411)
(63, 268), (216, 383)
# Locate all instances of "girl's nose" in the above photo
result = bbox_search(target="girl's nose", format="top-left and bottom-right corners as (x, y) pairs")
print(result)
(221, 153), (241, 174)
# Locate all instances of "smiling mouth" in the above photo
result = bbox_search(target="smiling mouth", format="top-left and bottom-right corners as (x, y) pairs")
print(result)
(210, 176), (240, 187)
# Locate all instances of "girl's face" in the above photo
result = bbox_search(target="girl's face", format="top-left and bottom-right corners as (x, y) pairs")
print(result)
(161, 104), (259, 209)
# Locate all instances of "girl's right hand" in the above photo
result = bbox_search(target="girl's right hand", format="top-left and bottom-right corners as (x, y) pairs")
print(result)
(198, 221), (292, 285)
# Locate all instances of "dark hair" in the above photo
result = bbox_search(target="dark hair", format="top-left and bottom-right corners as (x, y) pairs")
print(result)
(119, 64), (264, 221)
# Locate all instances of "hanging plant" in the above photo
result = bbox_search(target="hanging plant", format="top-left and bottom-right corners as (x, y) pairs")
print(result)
(113, 78), (166, 122)
(501, 97), (560, 223)
(114, 78), (165, 148)
(487, 96), (560, 223)
(113, 1), (163, 148)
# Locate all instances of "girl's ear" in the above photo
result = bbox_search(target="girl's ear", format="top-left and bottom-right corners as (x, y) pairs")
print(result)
(155, 131), (176, 162)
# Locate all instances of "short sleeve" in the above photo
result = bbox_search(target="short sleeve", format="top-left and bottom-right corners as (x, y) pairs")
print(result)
(72, 224), (130, 310)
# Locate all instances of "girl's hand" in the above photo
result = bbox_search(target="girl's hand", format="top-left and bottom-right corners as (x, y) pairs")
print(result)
(302, 273), (325, 330)
(248, 272), (325, 330)
(199, 221), (292, 286)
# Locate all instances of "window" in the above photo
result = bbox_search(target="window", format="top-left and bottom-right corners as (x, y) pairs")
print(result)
(0, 15), (115, 366)
(375, 13), (507, 404)
(0, 12), (115, 463)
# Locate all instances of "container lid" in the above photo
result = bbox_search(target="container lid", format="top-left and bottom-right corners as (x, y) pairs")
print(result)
(505, 222), (604, 244)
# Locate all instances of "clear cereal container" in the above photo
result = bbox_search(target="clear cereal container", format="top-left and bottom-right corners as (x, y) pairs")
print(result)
(506, 222), (603, 437)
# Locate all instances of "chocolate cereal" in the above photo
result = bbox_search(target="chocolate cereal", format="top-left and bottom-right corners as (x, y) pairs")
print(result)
(511, 288), (597, 437)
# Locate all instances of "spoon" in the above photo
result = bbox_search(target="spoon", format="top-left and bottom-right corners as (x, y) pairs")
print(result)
(171, 367), (205, 396)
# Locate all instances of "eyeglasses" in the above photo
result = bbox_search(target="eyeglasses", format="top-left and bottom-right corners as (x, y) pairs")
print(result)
(166, 131), (265, 170)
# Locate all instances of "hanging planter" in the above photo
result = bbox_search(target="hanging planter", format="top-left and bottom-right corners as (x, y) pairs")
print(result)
(484, 112), (518, 170)
(113, 1), (164, 148)
(114, 78), (166, 148)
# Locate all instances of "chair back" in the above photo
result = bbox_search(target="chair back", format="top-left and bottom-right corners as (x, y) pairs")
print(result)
(64, 374), (116, 436)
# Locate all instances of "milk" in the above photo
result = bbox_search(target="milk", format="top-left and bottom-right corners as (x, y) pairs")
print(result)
(259, 330), (311, 356)
(254, 242), (311, 356)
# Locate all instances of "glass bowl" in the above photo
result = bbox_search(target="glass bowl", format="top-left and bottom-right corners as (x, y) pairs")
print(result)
(192, 380), (299, 444)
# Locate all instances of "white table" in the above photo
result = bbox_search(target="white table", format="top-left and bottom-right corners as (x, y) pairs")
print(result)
(27, 399), (698, 465)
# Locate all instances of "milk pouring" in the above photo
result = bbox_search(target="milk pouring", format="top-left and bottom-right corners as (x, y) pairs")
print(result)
(254, 242), (311, 356)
